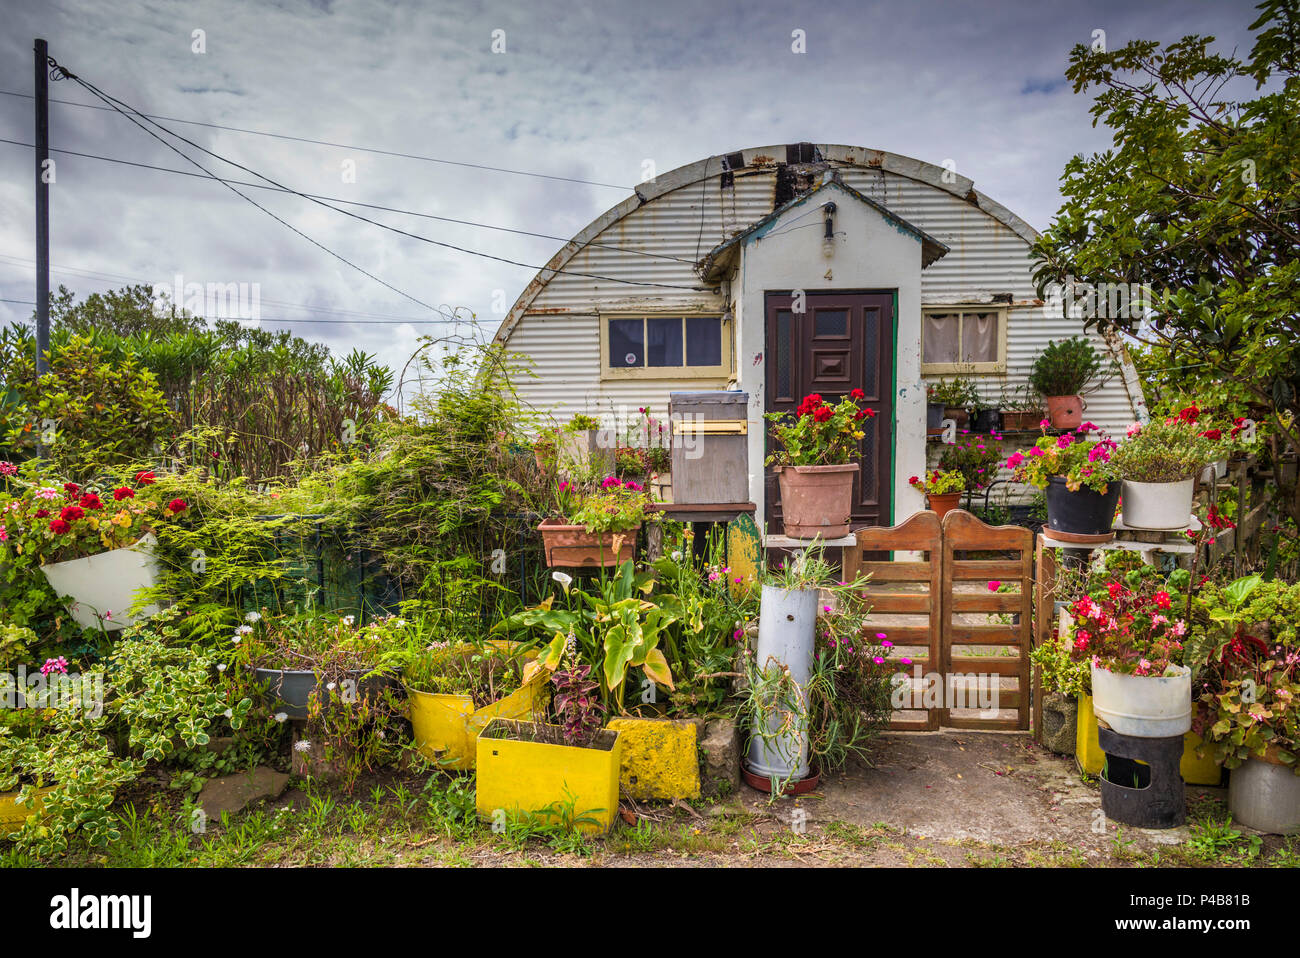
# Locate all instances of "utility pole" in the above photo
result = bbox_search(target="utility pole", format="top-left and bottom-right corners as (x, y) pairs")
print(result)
(34, 38), (50, 376)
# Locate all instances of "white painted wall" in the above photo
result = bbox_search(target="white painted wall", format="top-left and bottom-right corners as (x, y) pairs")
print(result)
(732, 181), (928, 528)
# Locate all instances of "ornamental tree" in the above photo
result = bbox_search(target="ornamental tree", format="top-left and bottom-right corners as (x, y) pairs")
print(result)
(1030, 0), (1300, 513)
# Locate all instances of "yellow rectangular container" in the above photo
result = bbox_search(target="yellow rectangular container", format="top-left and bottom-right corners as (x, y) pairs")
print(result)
(1077, 693), (1222, 785)
(0, 786), (53, 837)
(607, 716), (700, 800)
(476, 719), (622, 834)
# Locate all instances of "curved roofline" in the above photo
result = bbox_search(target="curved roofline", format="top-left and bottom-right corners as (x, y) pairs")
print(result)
(494, 144), (1042, 345)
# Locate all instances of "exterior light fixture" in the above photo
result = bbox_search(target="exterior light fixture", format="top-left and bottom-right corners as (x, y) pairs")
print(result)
(822, 201), (837, 258)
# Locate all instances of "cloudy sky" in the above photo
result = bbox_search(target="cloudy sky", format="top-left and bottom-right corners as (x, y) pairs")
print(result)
(0, 0), (1266, 385)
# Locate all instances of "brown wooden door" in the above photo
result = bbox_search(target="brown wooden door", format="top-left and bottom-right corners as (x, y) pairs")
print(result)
(765, 290), (894, 533)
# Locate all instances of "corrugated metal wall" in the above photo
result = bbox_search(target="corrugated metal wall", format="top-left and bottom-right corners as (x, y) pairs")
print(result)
(502, 146), (1138, 442)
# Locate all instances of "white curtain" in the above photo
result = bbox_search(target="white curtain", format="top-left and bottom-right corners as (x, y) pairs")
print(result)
(923, 313), (959, 364)
(961, 312), (998, 363)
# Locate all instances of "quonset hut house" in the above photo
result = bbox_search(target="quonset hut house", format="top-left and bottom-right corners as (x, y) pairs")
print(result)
(494, 143), (1143, 533)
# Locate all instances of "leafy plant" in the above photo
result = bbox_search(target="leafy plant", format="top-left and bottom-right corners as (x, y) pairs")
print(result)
(908, 468), (966, 496)
(1028, 337), (1109, 397)
(937, 435), (1003, 491)
(1005, 424), (1119, 494)
(549, 665), (606, 747)
(1066, 569), (1193, 675)
(1111, 409), (1227, 483)
(927, 377), (980, 408)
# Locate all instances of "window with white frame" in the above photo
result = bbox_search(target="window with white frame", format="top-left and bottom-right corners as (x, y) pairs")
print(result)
(600, 314), (730, 379)
(920, 306), (1007, 374)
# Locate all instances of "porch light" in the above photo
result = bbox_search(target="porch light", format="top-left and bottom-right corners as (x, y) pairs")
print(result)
(822, 202), (837, 258)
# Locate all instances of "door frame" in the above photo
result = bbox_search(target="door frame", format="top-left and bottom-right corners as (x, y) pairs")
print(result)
(762, 288), (898, 531)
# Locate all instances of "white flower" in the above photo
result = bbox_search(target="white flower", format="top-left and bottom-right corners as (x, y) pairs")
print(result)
(552, 571), (572, 592)
(326, 682), (336, 691)
(231, 636), (241, 644)
(245, 611), (261, 623)
(223, 708), (233, 719)
(343, 615), (355, 627)
(671, 551), (683, 562)
(293, 740), (312, 753)
(236, 624), (253, 635)
(216, 663), (227, 672)
(274, 712), (288, 723)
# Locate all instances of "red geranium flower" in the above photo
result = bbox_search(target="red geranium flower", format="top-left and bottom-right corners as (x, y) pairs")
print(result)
(63, 482), (79, 496)
(113, 487), (135, 501)
(59, 505), (84, 522)
(1178, 405), (1200, 423)
(135, 471), (156, 486)
(166, 498), (188, 514)
(849, 388), (866, 400)
(79, 493), (103, 511)
(1199, 429), (1221, 440)
(34, 508), (49, 519)
(48, 518), (70, 534)
(813, 406), (833, 423)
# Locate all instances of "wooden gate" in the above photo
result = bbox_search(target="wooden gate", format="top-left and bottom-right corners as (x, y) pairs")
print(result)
(843, 509), (1033, 731)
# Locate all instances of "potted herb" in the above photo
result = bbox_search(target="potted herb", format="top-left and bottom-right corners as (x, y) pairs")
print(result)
(1067, 579), (1192, 738)
(1028, 337), (1108, 429)
(765, 389), (875, 539)
(1006, 425), (1121, 540)
(537, 475), (648, 568)
(1188, 575), (1299, 833)
(403, 638), (550, 770)
(1, 472), (184, 632)
(927, 377), (979, 430)
(1111, 407), (1224, 531)
(231, 611), (402, 719)
(999, 384), (1045, 432)
(908, 469), (966, 520)
(476, 664), (622, 834)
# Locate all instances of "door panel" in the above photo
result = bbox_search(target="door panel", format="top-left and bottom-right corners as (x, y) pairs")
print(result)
(765, 291), (895, 532)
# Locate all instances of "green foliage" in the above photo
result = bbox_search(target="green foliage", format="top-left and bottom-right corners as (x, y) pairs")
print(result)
(927, 377), (980, 408)
(1028, 337), (1108, 398)
(765, 392), (875, 467)
(1111, 416), (1224, 482)
(1030, 626), (1091, 698)
(937, 434), (1003, 491)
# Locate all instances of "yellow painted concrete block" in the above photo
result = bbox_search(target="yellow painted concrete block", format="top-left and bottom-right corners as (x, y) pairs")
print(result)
(607, 716), (701, 800)
(476, 720), (621, 834)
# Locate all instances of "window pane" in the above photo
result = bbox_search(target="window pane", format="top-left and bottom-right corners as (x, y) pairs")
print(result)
(646, 318), (683, 367)
(776, 310), (792, 399)
(609, 319), (643, 368)
(961, 312), (999, 363)
(685, 317), (722, 367)
(861, 308), (879, 397)
(814, 309), (847, 338)
(922, 313), (959, 364)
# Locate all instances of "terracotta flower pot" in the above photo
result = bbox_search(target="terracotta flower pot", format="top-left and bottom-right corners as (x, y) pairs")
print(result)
(775, 463), (859, 539)
(944, 406), (970, 430)
(1001, 410), (1043, 432)
(1045, 395), (1084, 429)
(926, 492), (962, 520)
(538, 518), (638, 568)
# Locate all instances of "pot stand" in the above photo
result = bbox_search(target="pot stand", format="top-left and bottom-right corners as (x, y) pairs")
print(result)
(1098, 726), (1185, 829)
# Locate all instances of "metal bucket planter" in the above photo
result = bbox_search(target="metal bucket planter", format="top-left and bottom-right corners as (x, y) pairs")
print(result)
(605, 715), (700, 800)
(1120, 479), (1195, 531)
(926, 402), (945, 432)
(405, 645), (548, 771)
(40, 534), (161, 632)
(1045, 477), (1119, 542)
(775, 463), (859, 539)
(537, 519), (638, 568)
(745, 585), (818, 783)
(1045, 395), (1084, 429)
(476, 718), (622, 834)
(972, 409), (1001, 433)
(0, 785), (54, 837)
(254, 666), (396, 720)
(1228, 756), (1300, 835)
(1090, 664), (1191, 738)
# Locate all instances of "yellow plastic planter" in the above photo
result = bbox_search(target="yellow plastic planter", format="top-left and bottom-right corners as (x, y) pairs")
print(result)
(476, 719), (622, 834)
(0, 786), (53, 837)
(606, 716), (700, 801)
(405, 643), (548, 771)
(1077, 693), (1222, 785)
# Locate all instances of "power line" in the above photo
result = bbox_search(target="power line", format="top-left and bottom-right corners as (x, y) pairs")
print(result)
(0, 137), (696, 264)
(59, 70), (705, 291)
(0, 88), (629, 191)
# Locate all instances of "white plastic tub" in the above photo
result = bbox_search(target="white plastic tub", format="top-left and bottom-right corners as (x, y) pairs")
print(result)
(1120, 478), (1195, 531)
(1090, 664), (1192, 738)
(40, 534), (161, 632)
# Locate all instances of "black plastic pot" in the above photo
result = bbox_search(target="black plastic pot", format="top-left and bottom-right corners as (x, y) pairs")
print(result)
(1045, 476), (1120, 538)
(926, 402), (945, 430)
(972, 409), (1001, 433)
(254, 667), (399, 720)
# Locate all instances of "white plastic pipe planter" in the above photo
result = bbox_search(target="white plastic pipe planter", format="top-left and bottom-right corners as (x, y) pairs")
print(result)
(1090, 663), (1192, 738)
(745, 584), (818, 780)
(40, 534), (161, 632)
(1120, 479), (1195, 531)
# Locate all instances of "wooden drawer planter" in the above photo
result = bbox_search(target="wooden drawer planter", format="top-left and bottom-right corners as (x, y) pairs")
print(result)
(476, 718), (622, 834)
(669, 391), (749, 504)
(606, 716), (701, 800)
(538, 519), (638, 568)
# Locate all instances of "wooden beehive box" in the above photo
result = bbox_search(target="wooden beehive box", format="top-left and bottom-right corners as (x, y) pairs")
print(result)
(669, 391), (749, 504)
